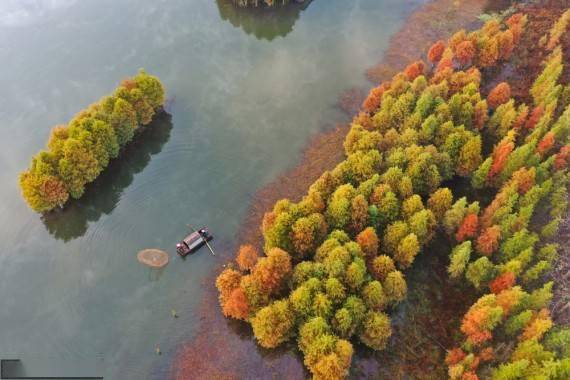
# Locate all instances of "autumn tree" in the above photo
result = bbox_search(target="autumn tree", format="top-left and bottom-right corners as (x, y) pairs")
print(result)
(383, 270), (407, 303)
(489, 272), (516, 294)
(404, 61), (425, 81)
(427, 187), (453, 219)
(455, 40), (476, 65)
(356, 227), (379, 259)
(349, 195), (368, 234)
(19, 168), (69, 212)
(358, 311), (392, 350)
(476, 225), (502, 256)
(383, 221), (409, 255)
(460, 295), (503, 346)
(216, 268), (243, 305)
(251, 300), (295, 348)
(394, 233), (420, 269)
(222, 287), (250, 320)
(371, 255), (396, 282)
(362, 83), (388, 113)
(488, 82), (512, 109)
(291, 213), (328, 259)
(233, 245), (258, 272)
(456, 214), (479, 242)
(252, 248), (292, 294)
(448, 241), (472, 279)
(428, 40), (446, 64)
(466, 257), (496, 289)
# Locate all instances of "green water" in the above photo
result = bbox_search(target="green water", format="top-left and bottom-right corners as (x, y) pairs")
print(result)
(0, 0), (426, 378)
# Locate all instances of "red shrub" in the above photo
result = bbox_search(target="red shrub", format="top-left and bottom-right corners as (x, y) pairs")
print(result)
(511, 167), (535, 194)
(428, 40), (446, 64)
(525, 106), (544, 130)
(455, 40), (476, 65)
(236, 244), (259, 271)
(506, 13), (524, 43)
(537, 132), (555, 157)
(356, 227), (379, 259)
(498, 30), (514, 60)
(487, 82), (511, 109)
(456, 214), (479, 242)
(554, 145), (570, 170)
(489, 272), (515, 294)
(461, 307), (494, 345)
(474, 101), (488, 130)
(462, 371), (479, 380)
(222, 287), (250, 320)
(479, 347), (494, 362)
(404, 60), (425, 81)
(362, 83), (388, 113)
(445, 348), (466, 366)
(476, 225), (501, 256)
(437, 57), (454, 73)
(488, 139), (514, 179)
(512, 107), (529, 130)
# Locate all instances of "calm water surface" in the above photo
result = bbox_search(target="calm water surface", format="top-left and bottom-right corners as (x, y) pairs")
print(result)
(0, 0), (426, 377)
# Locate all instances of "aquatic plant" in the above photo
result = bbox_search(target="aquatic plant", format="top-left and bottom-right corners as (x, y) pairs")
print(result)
(19, 70), (165, 212)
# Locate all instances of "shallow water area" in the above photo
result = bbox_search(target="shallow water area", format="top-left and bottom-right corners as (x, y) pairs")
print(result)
(0, 0), (429, 378)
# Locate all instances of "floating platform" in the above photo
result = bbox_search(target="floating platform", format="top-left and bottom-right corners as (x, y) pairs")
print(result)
(137, 249), (169, 268)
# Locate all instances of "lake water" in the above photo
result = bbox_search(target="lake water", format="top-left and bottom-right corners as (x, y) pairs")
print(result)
(0, 0), (426, 378)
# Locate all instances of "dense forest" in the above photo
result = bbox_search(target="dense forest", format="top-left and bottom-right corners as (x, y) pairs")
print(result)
(216, 8), (570, 380)
(19, 70), (165, 213)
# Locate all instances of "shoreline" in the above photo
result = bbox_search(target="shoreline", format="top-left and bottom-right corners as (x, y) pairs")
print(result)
(170, 0), (501, 378)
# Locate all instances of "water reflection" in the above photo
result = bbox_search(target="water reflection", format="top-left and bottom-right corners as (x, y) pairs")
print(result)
(41, 112), (173, 241)
(215, 0), (313, 41)
(0, 0), (77, 27)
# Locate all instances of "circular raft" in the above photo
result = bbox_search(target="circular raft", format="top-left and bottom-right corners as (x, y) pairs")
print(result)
(137, 249), (169, 268)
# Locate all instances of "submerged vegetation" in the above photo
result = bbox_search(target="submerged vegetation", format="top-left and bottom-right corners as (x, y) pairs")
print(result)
(216, 7), (569, 379)
(19, 70), (165, 213)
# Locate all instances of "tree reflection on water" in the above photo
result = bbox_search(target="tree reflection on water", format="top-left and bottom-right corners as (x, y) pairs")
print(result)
(215, 0), (313, 41)
(41, 112), (173, 242)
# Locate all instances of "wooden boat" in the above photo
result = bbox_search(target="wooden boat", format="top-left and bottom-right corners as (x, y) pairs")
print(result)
(176, 227), (213, 257)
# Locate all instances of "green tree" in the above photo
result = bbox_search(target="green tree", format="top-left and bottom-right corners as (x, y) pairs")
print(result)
(362, 280), (386, 311)
(358, 311), (392, 350)
(327, 184), (356, 230)
(427, 187), (453, 219)
(133, 69), (165, 110)
(383, 221), (409, 255)
(110, 98), (138, 146)
(448, 241), (472, 279)
(394, 233), (420, 269)
(345, 259), (367, 291)
(402, 195), (424, 219)
(466, 257), (496, 289)
(291, 213), (327, 259)
(383, 270), (407, 303)
(58, 138), (101, 198)
(371, 255), (396, 282)
(251, 300), (295, 349)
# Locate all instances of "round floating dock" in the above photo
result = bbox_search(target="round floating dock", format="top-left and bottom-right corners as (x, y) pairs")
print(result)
(137, 249), (169, 268)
